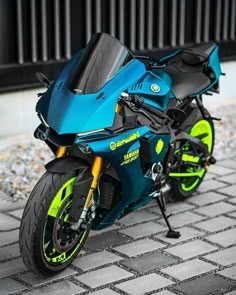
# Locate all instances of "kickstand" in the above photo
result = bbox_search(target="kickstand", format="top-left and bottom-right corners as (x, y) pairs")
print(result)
(156, 196), (181, 239)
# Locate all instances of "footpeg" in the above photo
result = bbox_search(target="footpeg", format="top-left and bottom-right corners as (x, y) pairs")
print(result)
(166, 230), (181, 239)
(208, 156), (216, 165)
(210, 116), (221, 121)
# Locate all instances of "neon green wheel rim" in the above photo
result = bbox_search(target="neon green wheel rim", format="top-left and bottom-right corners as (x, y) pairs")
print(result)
(43, 177), (87, 265)
(48, 177), (76, 217)
(180, 119), (213, 192)
(190, 119), (213, 153)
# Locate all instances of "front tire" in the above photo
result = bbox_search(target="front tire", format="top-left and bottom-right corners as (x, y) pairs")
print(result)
(19, 171), (90, 275)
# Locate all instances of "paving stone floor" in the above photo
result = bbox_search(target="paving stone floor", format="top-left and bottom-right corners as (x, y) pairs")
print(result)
(1, 155), (236, 295)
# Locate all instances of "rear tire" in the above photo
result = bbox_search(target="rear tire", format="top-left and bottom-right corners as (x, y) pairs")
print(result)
(168, 108), (215, 201)
(19, 171), (90, 275)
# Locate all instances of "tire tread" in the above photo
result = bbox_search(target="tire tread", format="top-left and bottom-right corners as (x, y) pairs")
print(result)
(19, 171), (83, 274)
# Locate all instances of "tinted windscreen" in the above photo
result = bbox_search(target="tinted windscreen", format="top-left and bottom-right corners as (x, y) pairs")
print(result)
(68, 33), (134, 94)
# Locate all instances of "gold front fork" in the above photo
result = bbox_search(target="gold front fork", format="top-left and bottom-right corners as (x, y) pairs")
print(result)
(84, 156), (103, 208)
(56, 146), (67, 158)
(56, 146), (103, 208)
(115, 102), (121, 113)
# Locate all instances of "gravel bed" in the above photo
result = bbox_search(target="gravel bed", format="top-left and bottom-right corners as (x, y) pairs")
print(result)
(0, 104), (236, 202)
(0, 140), (52, 201)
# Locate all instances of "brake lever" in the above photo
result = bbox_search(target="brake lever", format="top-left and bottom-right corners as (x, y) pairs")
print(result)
(151, 64), (166, 69)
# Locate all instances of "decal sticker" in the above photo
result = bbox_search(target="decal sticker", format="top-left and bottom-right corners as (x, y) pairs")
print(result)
(121, 149), (139, 165)
(151, 84), (160, 93)
(155, 139), (164, 154)
(51, 252), (66, 263)
(110, 142), (117, 151)
(182, 154), (200, 163)
(110, 131), (140, 151)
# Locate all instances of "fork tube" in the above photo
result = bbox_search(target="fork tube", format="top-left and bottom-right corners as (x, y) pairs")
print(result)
(115, 103), (121, 113)
(84, 156), (103, 208)
(56, 146), (67, 158)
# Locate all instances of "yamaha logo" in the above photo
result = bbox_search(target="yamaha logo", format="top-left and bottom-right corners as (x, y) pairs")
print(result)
(151, 84), (161, 93)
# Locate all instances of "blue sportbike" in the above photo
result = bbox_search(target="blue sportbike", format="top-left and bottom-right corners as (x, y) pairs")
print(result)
(19, 33), (222, 274)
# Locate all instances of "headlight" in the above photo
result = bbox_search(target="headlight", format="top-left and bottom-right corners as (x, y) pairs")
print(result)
(76, 128), (106, 154)
(77, 143), (93, 154)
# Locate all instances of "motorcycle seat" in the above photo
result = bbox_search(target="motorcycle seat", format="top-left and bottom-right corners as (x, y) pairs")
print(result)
(165, 63), (211, 99)
(164, 43), (216, 99)
(181, 42), (216, 65)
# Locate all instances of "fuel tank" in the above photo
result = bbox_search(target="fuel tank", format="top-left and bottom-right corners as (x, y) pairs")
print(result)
(128, 69), (174, 111)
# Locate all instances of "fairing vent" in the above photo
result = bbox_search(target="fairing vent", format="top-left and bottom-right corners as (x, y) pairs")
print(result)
(130, 83), (143, 91)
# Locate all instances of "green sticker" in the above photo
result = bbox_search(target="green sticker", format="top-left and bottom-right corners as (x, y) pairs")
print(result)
(155, 139), (164, 154)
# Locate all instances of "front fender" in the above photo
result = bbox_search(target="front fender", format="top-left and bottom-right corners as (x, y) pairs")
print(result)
(45, 156), (89, 173)
(45, 156), (94, 222)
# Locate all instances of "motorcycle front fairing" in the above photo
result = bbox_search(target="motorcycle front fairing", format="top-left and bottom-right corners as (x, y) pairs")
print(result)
(36, 33), (171, 230)
(36, 33), (146, 135)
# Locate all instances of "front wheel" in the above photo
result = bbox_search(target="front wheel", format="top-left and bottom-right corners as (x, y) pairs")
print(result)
(168, 108), (215, 201)
(19, 171), (91, 275)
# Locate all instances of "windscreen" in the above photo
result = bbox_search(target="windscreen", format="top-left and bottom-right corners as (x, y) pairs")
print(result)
(68, 33), (134, 94)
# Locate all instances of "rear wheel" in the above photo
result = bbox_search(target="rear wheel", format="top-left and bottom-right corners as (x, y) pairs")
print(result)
(168, 109), (214, 201)
(19, 171), (92, 275)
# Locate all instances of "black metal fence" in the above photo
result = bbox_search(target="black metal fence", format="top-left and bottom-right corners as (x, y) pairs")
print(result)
(0, 0), (236, 92)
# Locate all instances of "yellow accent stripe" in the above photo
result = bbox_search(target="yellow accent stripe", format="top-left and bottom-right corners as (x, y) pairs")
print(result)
(182, 154), (200, 163)
(169, 168), (205, 178)
(47, 177), (76, 217)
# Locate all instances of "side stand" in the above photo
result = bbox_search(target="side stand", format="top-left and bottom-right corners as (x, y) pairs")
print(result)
(156, 196), (181, 239)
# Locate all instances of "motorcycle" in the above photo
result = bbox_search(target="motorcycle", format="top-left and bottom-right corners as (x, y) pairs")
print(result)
(19, 33), (222, 274)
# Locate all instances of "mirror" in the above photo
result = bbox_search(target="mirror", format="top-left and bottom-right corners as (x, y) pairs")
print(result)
(36, 72), (51, 88)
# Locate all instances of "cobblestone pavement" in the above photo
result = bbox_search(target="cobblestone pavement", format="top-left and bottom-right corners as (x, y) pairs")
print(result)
(1, 154), (236, 295)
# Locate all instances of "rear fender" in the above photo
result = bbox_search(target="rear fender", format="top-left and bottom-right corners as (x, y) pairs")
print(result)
(177, 104), (203, 132)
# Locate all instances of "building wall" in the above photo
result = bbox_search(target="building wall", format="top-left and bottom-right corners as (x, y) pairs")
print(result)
(0, 0), (236, 92)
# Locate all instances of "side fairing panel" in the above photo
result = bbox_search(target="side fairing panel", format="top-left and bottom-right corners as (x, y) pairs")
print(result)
(76, 127), (153, 228)
(75, 126), (170, 229)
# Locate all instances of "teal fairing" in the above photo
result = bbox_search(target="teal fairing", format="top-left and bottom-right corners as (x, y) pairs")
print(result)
(36, 33), (146, 135)
(128, 69), (174, 111)
(36, 50), (83, 127)
(37, 59), (145, 134)
(75, 127), (171, 229)
(208, 47), (221, 79)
